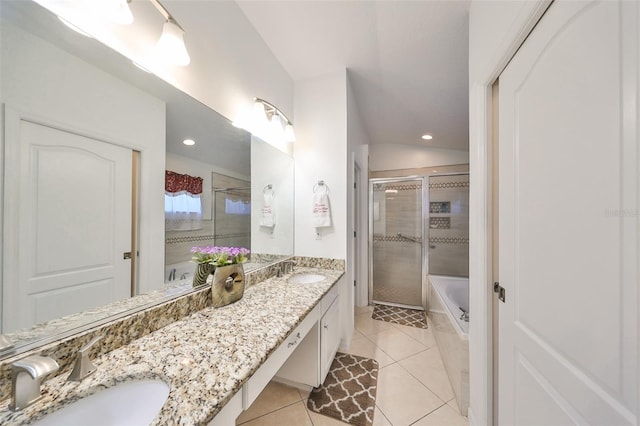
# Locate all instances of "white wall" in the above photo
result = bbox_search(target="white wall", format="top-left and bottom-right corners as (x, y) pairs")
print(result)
(467, 1), (549, 425)
(36, 0), (294, 132)
(251, 136), (295, 256)
(347, 71), (371, 309)
(294, 70), (348, 260)
(370, 144), (469, 171)
(0, 20), (166, 304)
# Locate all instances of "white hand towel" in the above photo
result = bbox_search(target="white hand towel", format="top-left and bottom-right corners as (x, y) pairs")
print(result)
(312, 189), (331, 227)
(260, 192), (275, 227)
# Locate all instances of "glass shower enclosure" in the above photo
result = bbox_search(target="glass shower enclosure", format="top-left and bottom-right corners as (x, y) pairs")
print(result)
(369, 177), (426, 309)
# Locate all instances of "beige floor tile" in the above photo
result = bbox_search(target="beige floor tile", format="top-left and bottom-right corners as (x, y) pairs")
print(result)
(355, 304), (374, 315)
(376, 363), (445, 426)
(373, 407), (393, 426)
(399, 347), (455, 401)
(239, 401), (312, 426)
(306, 409), (349, 426)
(342, 334), (396, 367)
(355, 313), (395, 336)
(352, 329), (366, 341)
(411, 403), (469, 426)
(298, 388), (311, 401)
(236, 381), (302, 424)
(391, 323), (437, 348)
(366, 328), (427, 361)
(447, 399), (462, 415)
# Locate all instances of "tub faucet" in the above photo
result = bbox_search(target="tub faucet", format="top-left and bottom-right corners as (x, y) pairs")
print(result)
(458, 307), (469, 322)
(168, 268), (176, 281)
(10, 355), (59, 411)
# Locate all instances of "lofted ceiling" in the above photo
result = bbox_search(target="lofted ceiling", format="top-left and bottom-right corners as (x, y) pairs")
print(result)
(236, 0), (471, 151)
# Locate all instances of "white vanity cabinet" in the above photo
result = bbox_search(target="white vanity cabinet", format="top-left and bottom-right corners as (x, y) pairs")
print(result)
(319, 295), (340, 381)
(275, 284), (340, 388)
(209, 282), (341, 426)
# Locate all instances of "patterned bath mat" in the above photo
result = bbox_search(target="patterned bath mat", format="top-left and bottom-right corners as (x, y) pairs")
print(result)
(372, 304), (428, 329)
(307, 352), (379, 426)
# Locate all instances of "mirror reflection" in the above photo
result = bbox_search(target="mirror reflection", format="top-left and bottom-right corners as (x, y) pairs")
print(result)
(0, 0), (294, 359)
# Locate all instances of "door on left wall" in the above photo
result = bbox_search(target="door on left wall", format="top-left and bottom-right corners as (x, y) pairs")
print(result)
(2, 117), (133, 332)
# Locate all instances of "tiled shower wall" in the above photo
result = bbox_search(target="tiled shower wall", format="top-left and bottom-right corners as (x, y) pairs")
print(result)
(428, 174), (469, 277)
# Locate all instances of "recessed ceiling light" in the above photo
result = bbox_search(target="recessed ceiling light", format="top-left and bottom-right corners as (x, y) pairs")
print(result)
(183, 139), (195, 146)
(421, 134), (433, 140)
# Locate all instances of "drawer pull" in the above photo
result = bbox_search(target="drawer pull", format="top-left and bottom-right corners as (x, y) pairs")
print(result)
(287, 332), (301, 348)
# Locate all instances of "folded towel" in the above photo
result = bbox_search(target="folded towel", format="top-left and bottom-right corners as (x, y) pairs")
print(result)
(260, 192), (275, 227)
(312, 187), (331, 227)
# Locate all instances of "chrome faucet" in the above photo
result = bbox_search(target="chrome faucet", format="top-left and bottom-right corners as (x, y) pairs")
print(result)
(67, 335), (103, 382)
(280, 260), (297, 275)
(459, 307), (469, 322)
(10, 355), (59, 411)
(168, 268), (176, 281)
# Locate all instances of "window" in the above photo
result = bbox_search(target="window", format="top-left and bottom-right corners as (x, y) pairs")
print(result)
(165, 170), (203, 231)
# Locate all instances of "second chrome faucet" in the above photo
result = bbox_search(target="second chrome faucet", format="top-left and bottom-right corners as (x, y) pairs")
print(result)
(67, 335), (103, 382)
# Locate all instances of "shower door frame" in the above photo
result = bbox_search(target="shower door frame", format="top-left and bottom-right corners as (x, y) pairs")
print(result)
(368, 176), (427, 310)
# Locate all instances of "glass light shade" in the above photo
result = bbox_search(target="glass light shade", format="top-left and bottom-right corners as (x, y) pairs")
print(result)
(156, 19), (190, 66)
(269, 114), (285, 144)
(252, 101), (269, 132)
(284, 123), (296, 142)
(113, 0), (134, 25)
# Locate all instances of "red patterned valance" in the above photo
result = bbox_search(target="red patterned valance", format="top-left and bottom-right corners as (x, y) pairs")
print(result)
(165, 170), (203, 195)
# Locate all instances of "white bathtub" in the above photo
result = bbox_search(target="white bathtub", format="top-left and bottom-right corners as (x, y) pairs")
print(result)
(428, 275), (469, 416)
(431, 275), (469, 334)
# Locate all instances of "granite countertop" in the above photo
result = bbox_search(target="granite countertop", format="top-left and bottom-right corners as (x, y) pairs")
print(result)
(0, 267), (343, 425)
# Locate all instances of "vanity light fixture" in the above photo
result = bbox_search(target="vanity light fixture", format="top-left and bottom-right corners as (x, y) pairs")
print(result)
(421, 134), (433, 140)
(149, 0), (191, 66)
(251, 98), (296, 143)
(182, 139), (196, 146)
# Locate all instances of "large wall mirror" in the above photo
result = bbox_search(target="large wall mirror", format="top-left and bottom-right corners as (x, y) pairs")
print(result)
(0, 1), (294, 360)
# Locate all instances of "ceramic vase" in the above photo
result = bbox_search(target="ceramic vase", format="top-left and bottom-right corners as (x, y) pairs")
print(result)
(192, 263), (213, 287)
(211, 263), (245, 307)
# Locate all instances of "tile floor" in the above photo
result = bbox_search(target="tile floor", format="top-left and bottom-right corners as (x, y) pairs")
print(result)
(235, 306), (469, 426)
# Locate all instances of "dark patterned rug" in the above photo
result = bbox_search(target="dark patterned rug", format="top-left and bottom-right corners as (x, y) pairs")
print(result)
(307, 352), (379, 426)
(372, 304), (428, 329)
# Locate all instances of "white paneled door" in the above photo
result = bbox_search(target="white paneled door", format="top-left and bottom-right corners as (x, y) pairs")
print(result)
(498, 1), (637, 424)
(3, 116), (133, 332)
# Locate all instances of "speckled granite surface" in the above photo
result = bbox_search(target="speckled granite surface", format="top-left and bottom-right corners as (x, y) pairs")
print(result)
(0, 267), (343, 425)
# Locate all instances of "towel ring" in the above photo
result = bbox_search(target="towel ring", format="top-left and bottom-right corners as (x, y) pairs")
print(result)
(263, 184), (274, 194)
(313, 180), (329, 194)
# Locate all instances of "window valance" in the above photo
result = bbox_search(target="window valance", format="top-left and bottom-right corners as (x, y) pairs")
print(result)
(165, 170), (203, 195)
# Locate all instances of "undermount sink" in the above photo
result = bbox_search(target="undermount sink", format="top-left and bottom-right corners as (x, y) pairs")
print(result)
(288, 273), (326, 284)
(33, 379), (170, 426)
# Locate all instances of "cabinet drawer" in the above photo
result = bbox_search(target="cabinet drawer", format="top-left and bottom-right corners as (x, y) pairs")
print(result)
(243, 304), (320, 408)
(321, 284), (339, 315)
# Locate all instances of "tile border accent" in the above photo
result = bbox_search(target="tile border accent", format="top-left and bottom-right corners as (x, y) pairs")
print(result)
(429, 236), (469, 245)
(166, 233), (249, 245)
(373, 234), (423, 243)
(429, 181), (470, 189)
